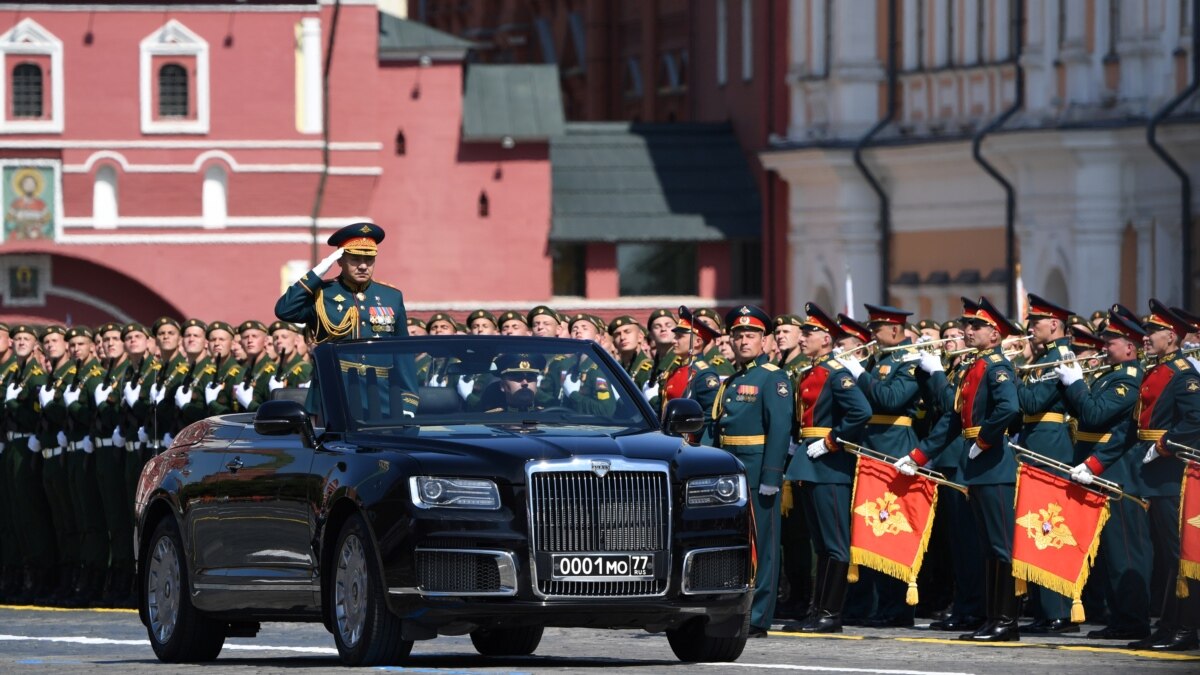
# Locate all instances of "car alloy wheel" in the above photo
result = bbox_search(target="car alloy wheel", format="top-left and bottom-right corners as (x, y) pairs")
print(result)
(147, 534), (182, 645)
(334, 532), (369, 648)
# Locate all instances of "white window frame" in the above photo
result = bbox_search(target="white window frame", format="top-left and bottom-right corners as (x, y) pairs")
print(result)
(741, 0), (753, 81)
(717, 0), (728, 85)
(93, 165), (119, 229)
(140, 20), (209, 135)
(202, 164), (228, 229)
(0, 19), (64, 134)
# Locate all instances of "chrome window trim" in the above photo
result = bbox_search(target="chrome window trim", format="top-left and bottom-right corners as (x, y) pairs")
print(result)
(680, 545), (750, 596)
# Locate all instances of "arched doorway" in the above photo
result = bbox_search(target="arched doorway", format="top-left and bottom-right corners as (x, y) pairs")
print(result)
(0, 252), (182, 326)
(1043, 267), (1069, 309)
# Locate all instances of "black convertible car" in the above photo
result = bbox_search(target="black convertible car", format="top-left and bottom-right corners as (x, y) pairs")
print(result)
(134, 336), (753, 666)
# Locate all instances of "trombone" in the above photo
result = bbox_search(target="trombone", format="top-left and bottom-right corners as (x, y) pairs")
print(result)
(1010, 442), (1148, 509)
(837, 438), (969, 496)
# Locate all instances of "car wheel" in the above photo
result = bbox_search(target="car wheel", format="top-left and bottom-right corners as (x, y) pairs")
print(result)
(470, 625), (544, 656)
(666, 613), (749, 662)
(143, 517), (226, 662)
(329, 513), (413, 666)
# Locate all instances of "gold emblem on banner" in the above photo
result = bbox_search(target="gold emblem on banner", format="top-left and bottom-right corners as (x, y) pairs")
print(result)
(1016, 503), (1077, 550)
(854, 492), (913, 537)
(1188, 513), (1200, 530)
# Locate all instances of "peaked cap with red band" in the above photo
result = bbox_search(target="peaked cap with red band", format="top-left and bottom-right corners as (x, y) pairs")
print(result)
(1101, 311), (1146, 343)
(328, 221), (385, 256)
(837, 313), (872, 343)
(1143, 298), (1191, 337)
(972, 296), (1023, 338)
(1171, 305), (1200, 333)
(725, 304), (771, 333)
(959, 296), (980, 320)
(1026, 292), (1072, 323)
(676, 306), (720, 343)
(1069, 325), (1105, 352)
(863, 303), (912, 326)
(802, 302), (841, 335)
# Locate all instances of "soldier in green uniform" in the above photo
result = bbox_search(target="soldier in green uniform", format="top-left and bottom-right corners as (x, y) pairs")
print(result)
(553, 314), (618, 416)
(2, 324), (56, 602)
(466, 309), (499, 335)
(527, 306), (560, 338)
(1059, 311), (1151, 641)
(89, 322), (135, 608)
(647, 309), (678, 387)
(34, 325), (81, 605)
(275, 222), (410, 343)
(1015, 294), (1079, 633)
(427, 312), (457, 336)
(407, 317), (428, 337)
(773, 314), (809, 381)
(486, 354), (547, 413)
(608, 316), (654, 390)
(0, 323), (19, 600)
(231, 321), (275, 413)
(712, 305), (794, 637)
(170, 319), (217, 436)
(497, 311), (530, 336)
(118, 323), (159, 551)
(267, 321), (312, 390)
(694, 308), (735, 378)
(658, 309), (721, 444)
(202, 321), (241, 416)
(144, 317), (187, 450)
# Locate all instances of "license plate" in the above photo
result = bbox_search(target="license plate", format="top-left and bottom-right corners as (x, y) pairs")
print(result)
(551, 553), (654, 580)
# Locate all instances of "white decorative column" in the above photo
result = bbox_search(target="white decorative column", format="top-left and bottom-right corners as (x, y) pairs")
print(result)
(1067, 145), (1125, 312)
(828, 1), (883, 137)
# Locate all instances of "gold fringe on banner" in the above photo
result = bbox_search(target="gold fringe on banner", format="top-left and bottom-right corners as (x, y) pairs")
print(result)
(781, 480), (794, 517)
(1181, 560), (1200, 587)
(1011, 493), (1110, 602)
(1178, 575), (1191, 599)
(1179, 470), (1200, 591)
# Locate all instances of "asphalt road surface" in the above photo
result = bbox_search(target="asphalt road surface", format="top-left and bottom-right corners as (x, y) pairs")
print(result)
(1, 604), (1197, 674)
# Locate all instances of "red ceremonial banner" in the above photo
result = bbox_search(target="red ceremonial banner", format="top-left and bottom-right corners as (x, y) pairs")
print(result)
(1180, 460), (1200, 585)
(849, 454), (939, 604)
(1012, 464), (1109, 612)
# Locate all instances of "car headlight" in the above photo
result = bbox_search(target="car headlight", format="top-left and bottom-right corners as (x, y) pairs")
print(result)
(685, 474), (747, 507)
(409, 476), (501, 510)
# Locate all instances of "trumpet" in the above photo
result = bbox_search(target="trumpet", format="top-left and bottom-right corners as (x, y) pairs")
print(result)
(1167, 440), (1200, 464)
(837, 438), (969, 496)
(1026, 361), (1113, 383)
(833, 340), (877, 361)
(1011, 443), (1148, 509)
(1017, 353), (1106, 372)
(880, 335), (958, 353)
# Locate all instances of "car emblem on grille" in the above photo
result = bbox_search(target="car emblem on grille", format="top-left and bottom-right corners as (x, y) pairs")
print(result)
(591, 460), (611, 478)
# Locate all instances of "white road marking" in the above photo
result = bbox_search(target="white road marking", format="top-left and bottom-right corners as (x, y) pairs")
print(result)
(0, 634), (338, 654)
(703, 664), (974, 675)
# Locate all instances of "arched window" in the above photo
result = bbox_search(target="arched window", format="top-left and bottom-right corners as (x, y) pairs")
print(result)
(202, 165), (227, 228)
(12, 63), (43, 118)
(158, 63), (188, 118)
(93, 165), (118, 228)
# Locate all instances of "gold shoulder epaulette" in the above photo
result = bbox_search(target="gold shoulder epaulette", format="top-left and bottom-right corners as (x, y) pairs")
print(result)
(175, 363), (189, 375)
(761, 363), (781, 371)
(203, 364), (217, 375)
(89, 365), (103, 378)
(67, 365), (78, 375)
(638, 359), (652, 371)
(989, 354), (1002, 363)
(1127, 366), (1138, 376)
(229, 366), (241, 377)
(264, 363), (276, 374)
(292, 364), (304, 375)
(826, 360), (843, 370)
(1176, 359), (1189, 369)
(31, 366), (43, 376)
(1057, 345), (1071, 356)
(694, 360), (709, 370)
(712, 356), (726, 365)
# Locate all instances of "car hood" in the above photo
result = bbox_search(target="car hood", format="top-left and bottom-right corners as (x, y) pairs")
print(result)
(344, 425), (742, 482)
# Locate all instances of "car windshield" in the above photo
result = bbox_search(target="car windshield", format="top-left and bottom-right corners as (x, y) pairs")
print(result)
(326, 336), (655, 431)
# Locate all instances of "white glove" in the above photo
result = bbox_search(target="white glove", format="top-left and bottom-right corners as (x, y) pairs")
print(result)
(27, 436), (41, 453)
(111, 428), (126, 447)
(456, 376), (475, 400)
(641, 380), (659, 402)
(4, 383), (20, 402)
(837, 355), (865, 379)
(123, 382), (141, 407)
(268, 376), (286, 392)
(788, 440), (799, 456)
(917, 351), (944, 374)
(1056, 361), (1083, 387)
(137, 426), (149, 444)
(149, 383), (165, 404)
(1143, 443), (1159, 464)
(299, 381), (311, 389)
(63, 386), (81, 407)
(204, 382), (221, 405)
(562, 374), (582, 398)
(38, 385), (55, 407)
(403, 409), (415, 418)
(427, 373), (446, 388)
(916, 334), (934, 344)
(968, 442), (983, 459)
(311, 247), (344, 277)
(162, 433), (173, 448)
(234, 382), (254, 408)
(895, 455), (918, 476)
(81, 436), (94, 454)
(93, 383), (113, 407)
(806, 438), (830, 459)
(56, 431), (67, 447)
(1069, 462), (1094, 485)
(759, 484), (780, 496)
(174, 386), (192, 408)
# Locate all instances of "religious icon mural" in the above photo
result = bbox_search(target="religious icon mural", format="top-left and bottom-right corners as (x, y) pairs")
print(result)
(3, 164), (57, 241)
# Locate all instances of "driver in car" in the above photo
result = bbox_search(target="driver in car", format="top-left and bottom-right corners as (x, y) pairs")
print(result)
(487, 354), (546, 413)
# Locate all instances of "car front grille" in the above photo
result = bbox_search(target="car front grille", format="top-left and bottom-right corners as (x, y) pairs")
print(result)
(683, 546), (749, 594)
(416, 550), (502, 593)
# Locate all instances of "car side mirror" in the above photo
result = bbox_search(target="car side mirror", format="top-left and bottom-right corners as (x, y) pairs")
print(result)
(254, 399), (317, 447)
(662, 398), (705, 436)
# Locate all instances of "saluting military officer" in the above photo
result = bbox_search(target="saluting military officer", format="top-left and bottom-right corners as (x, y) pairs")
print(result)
(712, 304), (794, 637)
(275, 222), (409, 343)
(1016, 294), (1080, 633)
(782, 303), (871, 634)
(659, 309), (721, 444)
(608, 316), (654, 390)
(903, 296), (1022, 642)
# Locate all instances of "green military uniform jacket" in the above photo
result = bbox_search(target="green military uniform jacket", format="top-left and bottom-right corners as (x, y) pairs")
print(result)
(175, 355), (217, 432)
(232, 354), (276, 413)
(119, 355), (159, 441)
(784, 353), (871, 484)
(712, 354), (794, 489)
(204, 354), (242, 417)
(275, 272), (409, 343)
(37, 358), (77, 449)
(91, 357), (130, 442)
(64, 357), (105, 443)
(147, 351), (188, 442)
(620, 350), (654, 389)
(559, 355), (617, 416)
(1064, 361), (1144, 495)
(1136, 352), (1200, 497)
(0, 354), (18, 438)
(276, 353), (313, 387)
(4, 357), (48, 442)
(700, 344), (734, 378)
(857, 339), (920, 458)
(777, 350), (810, 383)
(1016, 337), (1075, 463)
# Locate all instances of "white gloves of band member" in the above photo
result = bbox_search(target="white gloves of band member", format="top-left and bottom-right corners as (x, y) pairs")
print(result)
(56, 431), (68, 448)
(63, 386), (81, 407)
(268, 376), (286, 392)
(175, 386), (192, 408)
(917, 351), (944, 374)
(1143, 443), (1160, 464)
(759, 484), (780, 496)
(1056, 360), (1084, 387)
(562, 374), (581, 398)
(5, 383), (20, 402)
(112, 428), (126, 448)
(895, 455), (918, 476)
(807, 438), (831, 459)
(94, 383), (113, 407)
(27, 436), (41, 453)
(38, 385), (55, 407)
(123, 382), (141, 407)
(137, 427), (149, 444)
(641, 380), (659, 402)
(311, 247), (344, 277)
(788, 440), (799, 456)
(205, 382), (222, 405)
(234, 382), (255, 408)
(82, 436), (95, 454)
(837, 355), (865, 379)
(456, 376), (475, 401)
(968, 442), (984, 460)
(1069, 462), (1094, 485)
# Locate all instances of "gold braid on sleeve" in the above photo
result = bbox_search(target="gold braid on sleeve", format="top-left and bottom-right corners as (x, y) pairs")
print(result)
(313, 289), (357, 343)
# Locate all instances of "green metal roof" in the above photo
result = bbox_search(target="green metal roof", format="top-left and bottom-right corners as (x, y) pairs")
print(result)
(378, 13), (475, 60)
(551, 123), (762, 242)
(462, 64), (566, 142)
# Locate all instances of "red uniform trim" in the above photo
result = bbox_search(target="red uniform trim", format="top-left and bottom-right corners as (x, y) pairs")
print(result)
(910, 449), (929, 466)
(1084, 456), (1105, 475)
